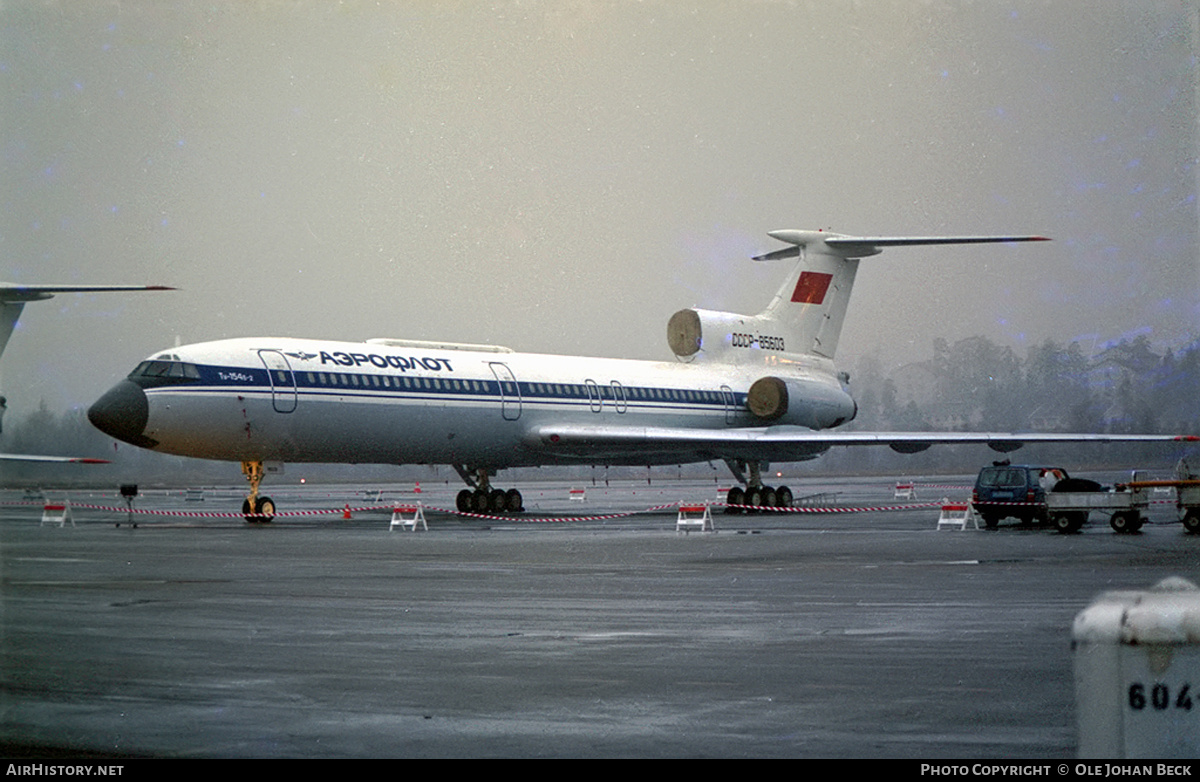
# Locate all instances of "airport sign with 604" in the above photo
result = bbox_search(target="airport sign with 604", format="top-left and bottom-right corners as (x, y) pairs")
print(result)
(1121, 649), (1199, 756)
(1128, 682), (1192, 712)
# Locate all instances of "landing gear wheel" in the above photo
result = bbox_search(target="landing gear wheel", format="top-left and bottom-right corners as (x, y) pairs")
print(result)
(504, 488), (524, 513)
(761, 487), (777, 509)
(457, 489), (474, 513)
(725, 487), (744, 514)
(1110, 511), (1141, 534)
(471, 489), (490, 514)
(745, 487), (764, 512)
(1183, 511), (1200, 534)
(244, 496), (275, 523)
(488, 489), (507, 514)
(775, 486), (793, 508)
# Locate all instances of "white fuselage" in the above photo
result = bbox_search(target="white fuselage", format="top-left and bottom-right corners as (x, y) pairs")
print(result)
(124, 336), (856, 468)
(89, 233), (1173, 484)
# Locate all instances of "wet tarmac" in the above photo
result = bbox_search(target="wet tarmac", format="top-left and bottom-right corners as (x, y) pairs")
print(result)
(1, 474), (1197, 758)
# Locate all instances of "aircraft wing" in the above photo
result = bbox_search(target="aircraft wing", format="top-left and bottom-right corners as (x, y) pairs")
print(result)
(0, 283), (175, 303)
(0, 453), (110, 463)
(527, 423), (1197, 462)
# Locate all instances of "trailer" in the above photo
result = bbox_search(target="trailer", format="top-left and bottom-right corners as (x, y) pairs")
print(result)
(1124, 478), (1200, 534)
(1044, 474), (1200, 534)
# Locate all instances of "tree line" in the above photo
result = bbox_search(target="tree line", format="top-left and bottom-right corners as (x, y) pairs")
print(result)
(825, 335), (1199, 473)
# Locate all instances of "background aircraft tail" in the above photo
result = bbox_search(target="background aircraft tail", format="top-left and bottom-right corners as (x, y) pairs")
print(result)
(668, 231), (1048, 363)
(0, 300), (25, 364)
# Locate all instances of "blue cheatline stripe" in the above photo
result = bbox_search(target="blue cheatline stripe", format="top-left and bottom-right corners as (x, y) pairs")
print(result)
(154, 386), (737, 419)
(181, 363), (746, 410)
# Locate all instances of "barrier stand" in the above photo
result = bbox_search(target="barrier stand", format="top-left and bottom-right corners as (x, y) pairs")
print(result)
(936, 498), (979, 530)
(390, 503), (427, 532)
(40, 500), (74, 528)
(568, 487), (586, 502)
(676, 503), (714, 534)
(118, 484), (138, 528)
(894, 482), (916, 500)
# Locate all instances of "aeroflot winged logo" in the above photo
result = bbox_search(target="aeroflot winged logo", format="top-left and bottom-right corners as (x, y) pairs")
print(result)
(791, 271), (833, 304)
(316, 350), (454, 372)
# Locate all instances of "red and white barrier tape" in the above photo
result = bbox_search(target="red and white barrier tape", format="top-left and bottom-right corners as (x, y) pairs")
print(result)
(3, 499), (944, 524)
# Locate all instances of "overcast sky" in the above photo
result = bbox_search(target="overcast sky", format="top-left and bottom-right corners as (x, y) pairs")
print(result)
(1, 0), (1196, 423)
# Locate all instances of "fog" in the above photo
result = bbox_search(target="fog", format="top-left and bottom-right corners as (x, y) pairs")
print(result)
(2, 1), (1196, 425)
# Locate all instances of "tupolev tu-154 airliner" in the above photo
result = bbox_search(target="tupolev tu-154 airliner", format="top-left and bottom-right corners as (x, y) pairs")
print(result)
(87, 229), (1194, 521)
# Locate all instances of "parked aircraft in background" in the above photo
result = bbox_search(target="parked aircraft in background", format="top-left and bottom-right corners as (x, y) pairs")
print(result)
(1, 281), (172, 462)
(87, 230), (1193, 520)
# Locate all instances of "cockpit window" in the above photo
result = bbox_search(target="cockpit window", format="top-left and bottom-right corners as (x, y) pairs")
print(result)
(128, 360), (201, 384)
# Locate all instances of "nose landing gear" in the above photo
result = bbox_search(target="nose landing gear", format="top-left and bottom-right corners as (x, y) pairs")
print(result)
(241, 461), (275, 523)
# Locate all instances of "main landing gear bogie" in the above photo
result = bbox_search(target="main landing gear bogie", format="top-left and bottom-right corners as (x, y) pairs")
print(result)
(456, 487), (524, 515)
(725, 484), (793, 514)
(452, 466), (524, 516)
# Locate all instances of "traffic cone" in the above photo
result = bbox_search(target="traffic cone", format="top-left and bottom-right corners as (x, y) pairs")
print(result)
(343, 504), (352, 519)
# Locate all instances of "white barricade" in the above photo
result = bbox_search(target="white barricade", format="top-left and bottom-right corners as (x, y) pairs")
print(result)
(936, 499), (978, 530)
(676, 503), (714, 534)
(40, 500), (74, 527)
(568, 487), (586, 502)
(895, 482), (916, 499)
(389, 503), (427, 532)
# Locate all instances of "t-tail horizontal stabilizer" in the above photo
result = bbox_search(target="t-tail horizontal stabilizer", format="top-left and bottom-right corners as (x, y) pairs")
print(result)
(752, 231), (1051, 261)
(671, 230), (1049, 363)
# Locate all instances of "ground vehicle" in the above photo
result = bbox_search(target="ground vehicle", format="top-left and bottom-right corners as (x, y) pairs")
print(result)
(1044, 484), (1141, 533)
(1045, 473), (1200, 534)
(972, 463), (1069, 529)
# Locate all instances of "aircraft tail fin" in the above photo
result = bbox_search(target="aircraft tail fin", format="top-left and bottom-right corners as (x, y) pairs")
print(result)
(667, 231), (1048, 363)
(755, 231), (1048, 359)
(0, 301), (25, 364)
(0, 283), (175, 363)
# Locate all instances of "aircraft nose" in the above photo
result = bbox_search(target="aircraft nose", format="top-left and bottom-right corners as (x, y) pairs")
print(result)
(88, 380), (156, 448)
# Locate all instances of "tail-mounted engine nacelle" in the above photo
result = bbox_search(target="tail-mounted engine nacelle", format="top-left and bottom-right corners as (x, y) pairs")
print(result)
(746, 376), (857, 429)
(668, 308), (768, 361)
